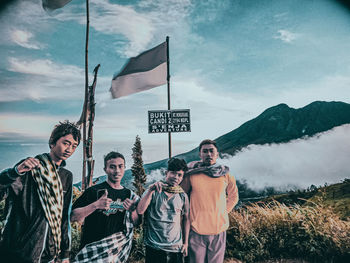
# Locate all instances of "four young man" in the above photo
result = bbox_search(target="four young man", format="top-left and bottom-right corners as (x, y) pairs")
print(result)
(0, 123), (239, 263)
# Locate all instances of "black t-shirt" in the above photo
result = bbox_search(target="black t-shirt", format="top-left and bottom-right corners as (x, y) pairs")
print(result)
(72, 181), (131, 248)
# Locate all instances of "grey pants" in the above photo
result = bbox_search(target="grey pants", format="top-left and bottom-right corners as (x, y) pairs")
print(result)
(188, 229), (226, 263)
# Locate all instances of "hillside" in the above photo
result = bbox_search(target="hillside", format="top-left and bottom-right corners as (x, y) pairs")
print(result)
(145, 101), (350, 171)
(76, 101), (350, 191)
(261, 179), (350, 219)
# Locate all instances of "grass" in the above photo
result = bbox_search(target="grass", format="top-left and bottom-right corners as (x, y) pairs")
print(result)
(262, 179), (350, 220)
(225, 199), (350, 263)
(127, 194), (350, 262)
(1, 182), (349, 262)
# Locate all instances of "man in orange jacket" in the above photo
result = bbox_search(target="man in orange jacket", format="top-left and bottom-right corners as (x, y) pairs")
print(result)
(180, 139), (239, 263)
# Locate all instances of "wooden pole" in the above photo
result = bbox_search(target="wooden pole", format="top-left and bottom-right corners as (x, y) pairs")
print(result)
(86, 64), (100, 187)
(82, 0), (90, 190)
(166, 36), (171, 159)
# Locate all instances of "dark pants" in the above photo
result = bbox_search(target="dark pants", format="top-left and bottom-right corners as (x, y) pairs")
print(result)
(146, 245), (184, 263)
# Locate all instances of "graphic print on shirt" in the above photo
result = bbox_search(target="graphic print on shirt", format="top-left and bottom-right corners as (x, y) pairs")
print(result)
(103, 199), (125, 216)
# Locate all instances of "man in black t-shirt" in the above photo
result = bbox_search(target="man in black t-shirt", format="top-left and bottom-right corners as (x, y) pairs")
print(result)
(71, 151), (139, 262)
(72, 181), (133, 248)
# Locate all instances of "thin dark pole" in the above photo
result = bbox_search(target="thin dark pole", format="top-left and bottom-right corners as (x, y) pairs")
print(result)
(82, 0), (90, 190)
(166, 36), (171, 159)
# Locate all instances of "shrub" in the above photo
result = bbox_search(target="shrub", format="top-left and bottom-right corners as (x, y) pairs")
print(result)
(129, 226), (145, 261)
(70, 222), (82, 259)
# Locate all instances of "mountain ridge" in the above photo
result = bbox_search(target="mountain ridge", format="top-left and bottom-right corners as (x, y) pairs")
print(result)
(75, 100), (350, 189)
(144, 100), (350, 171)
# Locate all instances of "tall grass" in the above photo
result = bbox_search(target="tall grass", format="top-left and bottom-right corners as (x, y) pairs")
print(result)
(1, 188), (349, 263)
(226, 199), (350, 263)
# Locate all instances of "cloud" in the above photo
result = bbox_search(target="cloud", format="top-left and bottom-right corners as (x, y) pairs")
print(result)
(93, 68), (350, 163)
(274, 12), (288, 20)
(147, 168), (166, 184)
(10, 29), (44, 49)
(0, 1), (50, 45)
(0, 0), (196, 60)
(0, 112), (69, 138)
(52, 0), (155, 57)
(0, 57), (88, 101)
(8, 57), (83, 78)
(167, 75), (271, 136)
(0, 131), (46, 143)
(274, 29), (299, 43)
(218, 124), (350, 191)
(52, 0), (193, 56)
(91, 0), (155, 57)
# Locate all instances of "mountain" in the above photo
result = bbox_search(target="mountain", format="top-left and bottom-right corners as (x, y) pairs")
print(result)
(145, 101), (350, 171)
(75, 101), (350, 190)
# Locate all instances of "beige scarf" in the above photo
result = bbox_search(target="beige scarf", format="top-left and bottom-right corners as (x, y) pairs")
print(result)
(185, 161), (229, 178)
(31, 154), (63, 255)
(162, 182), (184, 194)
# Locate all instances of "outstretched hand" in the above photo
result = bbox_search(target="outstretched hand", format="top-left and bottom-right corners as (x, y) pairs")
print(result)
(16, 157), (40, 174)
(94, 190), (112, 210)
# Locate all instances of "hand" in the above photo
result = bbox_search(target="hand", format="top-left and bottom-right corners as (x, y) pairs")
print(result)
(123, 196), (137, 211)
(187, 161), (198, 169)
(181, 243), (188, 257)
(16, 157), (40, 174)
(94, 190), (112, 210)
(149, 181), (166, 192)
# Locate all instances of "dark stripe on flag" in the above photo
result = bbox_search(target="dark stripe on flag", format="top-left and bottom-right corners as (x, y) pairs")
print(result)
(114, 41), (167, 78)
(42, 0), (72, 10)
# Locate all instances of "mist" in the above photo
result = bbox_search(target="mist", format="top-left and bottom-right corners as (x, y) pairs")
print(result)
(217, 124), (350, 191)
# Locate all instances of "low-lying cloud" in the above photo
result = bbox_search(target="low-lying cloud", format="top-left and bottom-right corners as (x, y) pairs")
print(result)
(140, 125), (350, 192)
(218, 124), (350, 191)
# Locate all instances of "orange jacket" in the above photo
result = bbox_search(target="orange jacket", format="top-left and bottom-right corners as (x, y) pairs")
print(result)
(181, 172), (238, 235)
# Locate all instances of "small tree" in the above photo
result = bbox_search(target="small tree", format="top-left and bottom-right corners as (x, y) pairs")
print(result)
(131, 135), (147, 196)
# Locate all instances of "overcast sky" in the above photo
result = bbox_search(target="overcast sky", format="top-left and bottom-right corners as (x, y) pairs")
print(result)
(1, 0), (350, 183)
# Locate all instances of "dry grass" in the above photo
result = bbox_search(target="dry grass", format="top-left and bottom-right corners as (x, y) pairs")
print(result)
(226, 199), (350, 262)
(25, 187), (350, 262)
(127, 198), (350, 262)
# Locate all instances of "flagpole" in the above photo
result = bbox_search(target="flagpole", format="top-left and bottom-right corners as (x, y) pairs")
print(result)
(82, 0), (90, 190)
(166, 36), (172, 159)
